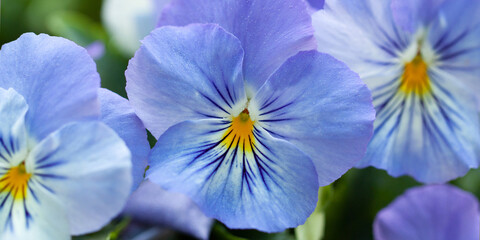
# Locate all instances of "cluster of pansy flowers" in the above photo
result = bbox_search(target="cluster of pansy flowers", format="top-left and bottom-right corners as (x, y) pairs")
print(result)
(1, 0), (479, 239)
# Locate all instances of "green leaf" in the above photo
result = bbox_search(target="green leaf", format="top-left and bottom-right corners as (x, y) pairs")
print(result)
(46, 11), (107, 46)
(73, 217), (130, 240)
(294, 186), (333, 240)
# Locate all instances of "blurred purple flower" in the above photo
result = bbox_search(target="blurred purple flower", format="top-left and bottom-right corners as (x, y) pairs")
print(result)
(374, 185), (480, 240)
(86, 41), (105, 60)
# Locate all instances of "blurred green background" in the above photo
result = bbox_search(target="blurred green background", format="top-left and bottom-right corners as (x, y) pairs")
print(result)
(2, 0), (480, 239)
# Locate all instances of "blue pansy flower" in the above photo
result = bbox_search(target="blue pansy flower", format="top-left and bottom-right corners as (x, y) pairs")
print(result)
(312, 0), (480, 183)
(126, 0), (374, 232)
(374, 185), (479, 240)
(0, 33), (132, 239)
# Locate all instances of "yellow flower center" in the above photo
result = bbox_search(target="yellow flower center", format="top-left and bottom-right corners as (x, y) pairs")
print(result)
(400, 54), (431, 96)
(0, 162), (31, 200)
(223, 109), (255, 152)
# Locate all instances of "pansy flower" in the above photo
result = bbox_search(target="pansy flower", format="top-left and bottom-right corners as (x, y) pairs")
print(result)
(126, 0), (374, 232)
(374, 185), (480, 240)
(312, 0), (480, 183)
(0, 33), (132, 239)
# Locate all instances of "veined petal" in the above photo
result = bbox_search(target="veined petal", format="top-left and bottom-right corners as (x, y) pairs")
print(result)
(0, 88), (28, 168)
(159, 0), (316, 93)
(361, 67), (480, 183)
(99, 88), (149, 192)
(374, 185), (480, 240)
(124, 180), (213, 240)
(250, 51), (375, 186)
(0, 183), (70, 240)
(126, 24), (246, 138)
(426, 0), (480, 104)
(391, 0), (446, 33)
(0, 33), (100, 140)
(313, 0), (410, 75)
(147, 119), (319, 232)
(26, 121), (132, 235)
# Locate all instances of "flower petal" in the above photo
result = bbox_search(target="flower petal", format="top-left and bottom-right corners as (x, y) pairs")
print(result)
(124, 180), (213, 240)
(0, 88), (29, 168)
(147, 119), (319, 232)
(312, 0), (410, 74)
(159, 0), (316, 92)
(361, 68), (480, 183)
(0, 184), (70, 240)
(390, 0), (446, 33)
(99, 88), (149, 192)
(426, 0), (480, 105)
(26, 121), (132, 235)
(250, 51), (375, 185)
(307, 0), (325, 10)
(374, 185), (480, 240)
(126, 24), (246, 138)
(0, 33), (100, 140)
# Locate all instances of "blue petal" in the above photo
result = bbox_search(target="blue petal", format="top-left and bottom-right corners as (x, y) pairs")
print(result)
(374, 185), (480, 240)
(313, 0), (411, 74)
(0, 33), (100, 140)
(307, 0), (325, 10)
(0, 88), (29, 168)
(147, 119), (319, 232)
(26, 121), (132, 235)
(158, 0), (316, 93)
(250, 51), (375, 186)
(124, 180), (213, 240)
(361, 68), (480, 183)
(126, 24), (247, 138)
(426, 0), (480, 105)
(99, 88), (150, 192)
(391, 0), (446, 33)
(0, 182), (70, 240)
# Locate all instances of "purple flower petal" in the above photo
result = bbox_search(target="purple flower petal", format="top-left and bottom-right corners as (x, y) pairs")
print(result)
(124, 181), (213, 240)
(374, 185), (480, 240)
(158, 0), (316, 92)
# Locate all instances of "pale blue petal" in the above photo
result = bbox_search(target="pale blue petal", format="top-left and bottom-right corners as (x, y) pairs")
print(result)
(126, 24), (246, 138)
(361, 68), (480, 183)
(0, 183), (70, 240)
(99, 88), (149, 192)
(147, 119), (319, 232)
(0, 33), (100, 140)
(427, 0), (480, 104)
(159, 0), (316, 92)
(0, 88), (29, 168)
(374, 185), (480, 240)
(250, 51), (374, 185)
(124, 180), (213, 240)
(313, 0), (410, 75)
(391, 0), (445, 33)
(26, 121), (132, 235)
